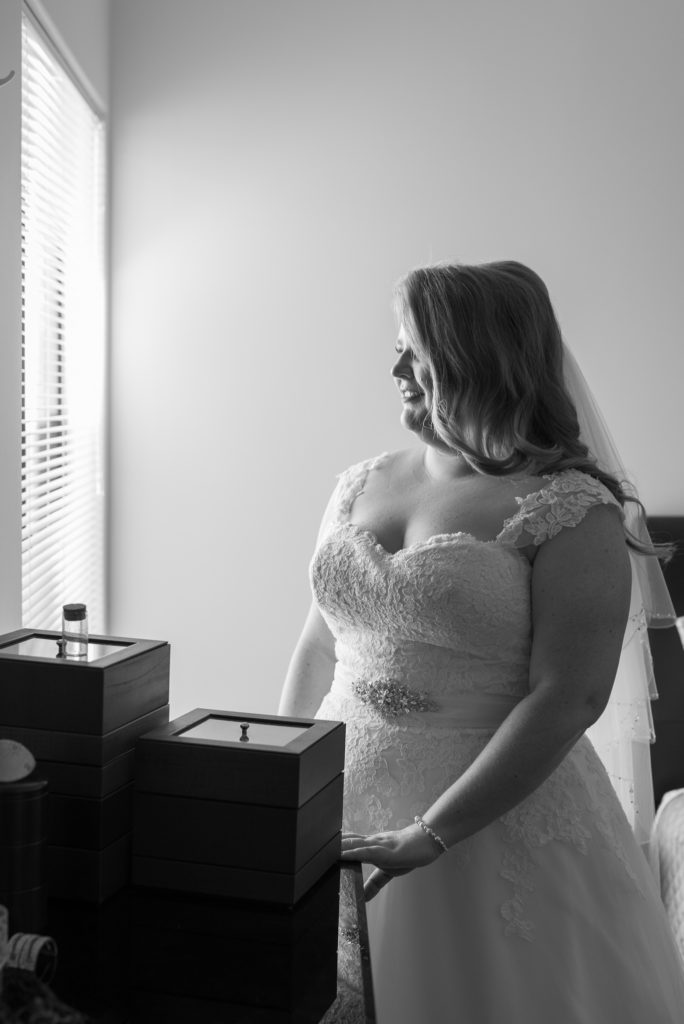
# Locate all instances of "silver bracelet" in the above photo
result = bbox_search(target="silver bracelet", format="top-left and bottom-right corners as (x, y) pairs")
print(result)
(414, 815), (448, 854)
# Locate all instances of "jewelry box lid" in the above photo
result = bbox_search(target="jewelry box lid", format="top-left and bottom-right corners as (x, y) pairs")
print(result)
(135, 708), (345, 808)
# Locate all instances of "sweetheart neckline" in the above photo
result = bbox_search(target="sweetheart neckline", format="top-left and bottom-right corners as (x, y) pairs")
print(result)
(332, 520), (526, 560)
(333, 449), (549, 564)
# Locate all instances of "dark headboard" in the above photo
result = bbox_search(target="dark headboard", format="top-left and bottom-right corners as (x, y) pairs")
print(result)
(647, 517), (684, 806)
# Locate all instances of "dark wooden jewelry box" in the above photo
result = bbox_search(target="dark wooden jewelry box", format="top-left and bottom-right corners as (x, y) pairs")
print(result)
(0, 775), (47, 932)
(45, 865), (344, 1024)
(132, 708), (345, 905)
(129, 867), (340, 1022)
(0, 628), (170, 903)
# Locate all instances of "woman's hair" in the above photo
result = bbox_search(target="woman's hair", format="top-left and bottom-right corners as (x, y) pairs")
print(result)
(394, 260), (671, 561)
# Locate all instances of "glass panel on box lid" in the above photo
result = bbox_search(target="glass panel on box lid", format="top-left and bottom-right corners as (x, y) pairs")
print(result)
(0, 635), (133, 661)
(178, 715), (310, 747)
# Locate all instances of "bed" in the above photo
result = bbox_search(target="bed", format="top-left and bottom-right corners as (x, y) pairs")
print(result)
(647, 516), (684, 962)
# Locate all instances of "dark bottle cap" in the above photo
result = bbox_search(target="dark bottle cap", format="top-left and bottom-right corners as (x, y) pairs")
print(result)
(62, 604), (87, 621)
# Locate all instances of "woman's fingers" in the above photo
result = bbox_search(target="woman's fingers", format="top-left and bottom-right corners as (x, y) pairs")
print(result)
(340, 833), (383, 856)
(364, 868), (395, 901)
(341, 831), (393, 848)
(340, 829), (416, 867)
(340, 841), (384, 861)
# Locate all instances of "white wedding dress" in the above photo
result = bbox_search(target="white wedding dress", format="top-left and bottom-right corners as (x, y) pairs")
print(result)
(312, 451), (684, 1024)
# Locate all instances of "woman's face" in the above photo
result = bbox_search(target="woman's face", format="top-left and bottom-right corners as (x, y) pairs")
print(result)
(391, 323), (434, 437)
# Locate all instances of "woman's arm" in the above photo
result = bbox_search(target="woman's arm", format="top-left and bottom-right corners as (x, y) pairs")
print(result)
(278, 484), (341, 717)
(342, 504), (632, 890)
(421, 505), (631, 844)
(278, 600), (337, 717)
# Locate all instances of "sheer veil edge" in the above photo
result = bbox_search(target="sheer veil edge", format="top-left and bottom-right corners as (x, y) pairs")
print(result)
(562, 343), (677, 863)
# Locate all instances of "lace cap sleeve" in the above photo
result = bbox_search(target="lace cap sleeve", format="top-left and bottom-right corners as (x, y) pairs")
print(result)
(318, 452), (390, 542)
(499, 469), (625, 548)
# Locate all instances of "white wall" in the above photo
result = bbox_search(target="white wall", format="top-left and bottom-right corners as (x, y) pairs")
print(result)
(110, 0), (684, 718)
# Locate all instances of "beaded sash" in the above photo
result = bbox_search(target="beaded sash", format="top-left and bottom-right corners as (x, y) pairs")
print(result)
(329, 675), (522, 728)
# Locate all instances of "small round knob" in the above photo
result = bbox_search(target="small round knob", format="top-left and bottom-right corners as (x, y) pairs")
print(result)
(239, 722), (250, 742)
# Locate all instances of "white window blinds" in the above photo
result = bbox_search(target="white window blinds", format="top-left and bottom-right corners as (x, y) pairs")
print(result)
(21, 12), (107, 632)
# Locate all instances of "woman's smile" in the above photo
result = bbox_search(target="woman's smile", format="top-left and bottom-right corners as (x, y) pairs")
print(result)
(392, 324), (431, 413)
(399, 383), (423, 404)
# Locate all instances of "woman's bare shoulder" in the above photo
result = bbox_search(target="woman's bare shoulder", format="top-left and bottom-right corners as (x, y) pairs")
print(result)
(475, 469), (547, 503)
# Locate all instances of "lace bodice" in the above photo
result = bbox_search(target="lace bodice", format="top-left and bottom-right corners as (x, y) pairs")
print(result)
(311, 451), (623, 708)
(312, 451), (643, 942)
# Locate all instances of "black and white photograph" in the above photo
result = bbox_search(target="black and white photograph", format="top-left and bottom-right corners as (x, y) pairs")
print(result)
(1, 1), (683, 1021)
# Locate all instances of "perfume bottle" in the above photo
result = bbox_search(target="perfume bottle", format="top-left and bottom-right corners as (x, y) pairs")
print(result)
(62, 603), (88, 660)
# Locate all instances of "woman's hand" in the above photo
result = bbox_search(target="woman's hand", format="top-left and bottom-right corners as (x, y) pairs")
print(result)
(340, 823), (442, 901)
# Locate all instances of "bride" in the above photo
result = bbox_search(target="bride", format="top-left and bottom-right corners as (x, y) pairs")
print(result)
(279, 260), (684, 1023)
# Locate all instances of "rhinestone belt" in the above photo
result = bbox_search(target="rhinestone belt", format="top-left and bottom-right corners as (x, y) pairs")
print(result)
(350, 679), (438, 718)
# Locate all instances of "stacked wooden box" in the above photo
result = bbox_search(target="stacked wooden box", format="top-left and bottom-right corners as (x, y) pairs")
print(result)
(0, 772), (48, 932)
(129, 867), (340, 1023)
(133, 709), (345, 905)
(0, 629), (170, 903)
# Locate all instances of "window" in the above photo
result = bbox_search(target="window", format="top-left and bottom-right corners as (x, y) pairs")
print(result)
(21, 11), (107, 632)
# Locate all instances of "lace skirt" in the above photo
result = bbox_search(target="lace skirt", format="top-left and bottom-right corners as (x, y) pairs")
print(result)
(316, 688), (684, 1024)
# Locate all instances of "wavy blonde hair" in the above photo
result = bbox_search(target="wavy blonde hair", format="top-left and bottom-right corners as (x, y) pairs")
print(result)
(394, 260), (671, 561)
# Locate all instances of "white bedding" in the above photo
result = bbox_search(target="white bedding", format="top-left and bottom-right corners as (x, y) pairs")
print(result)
(652, 788), (684, 964)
